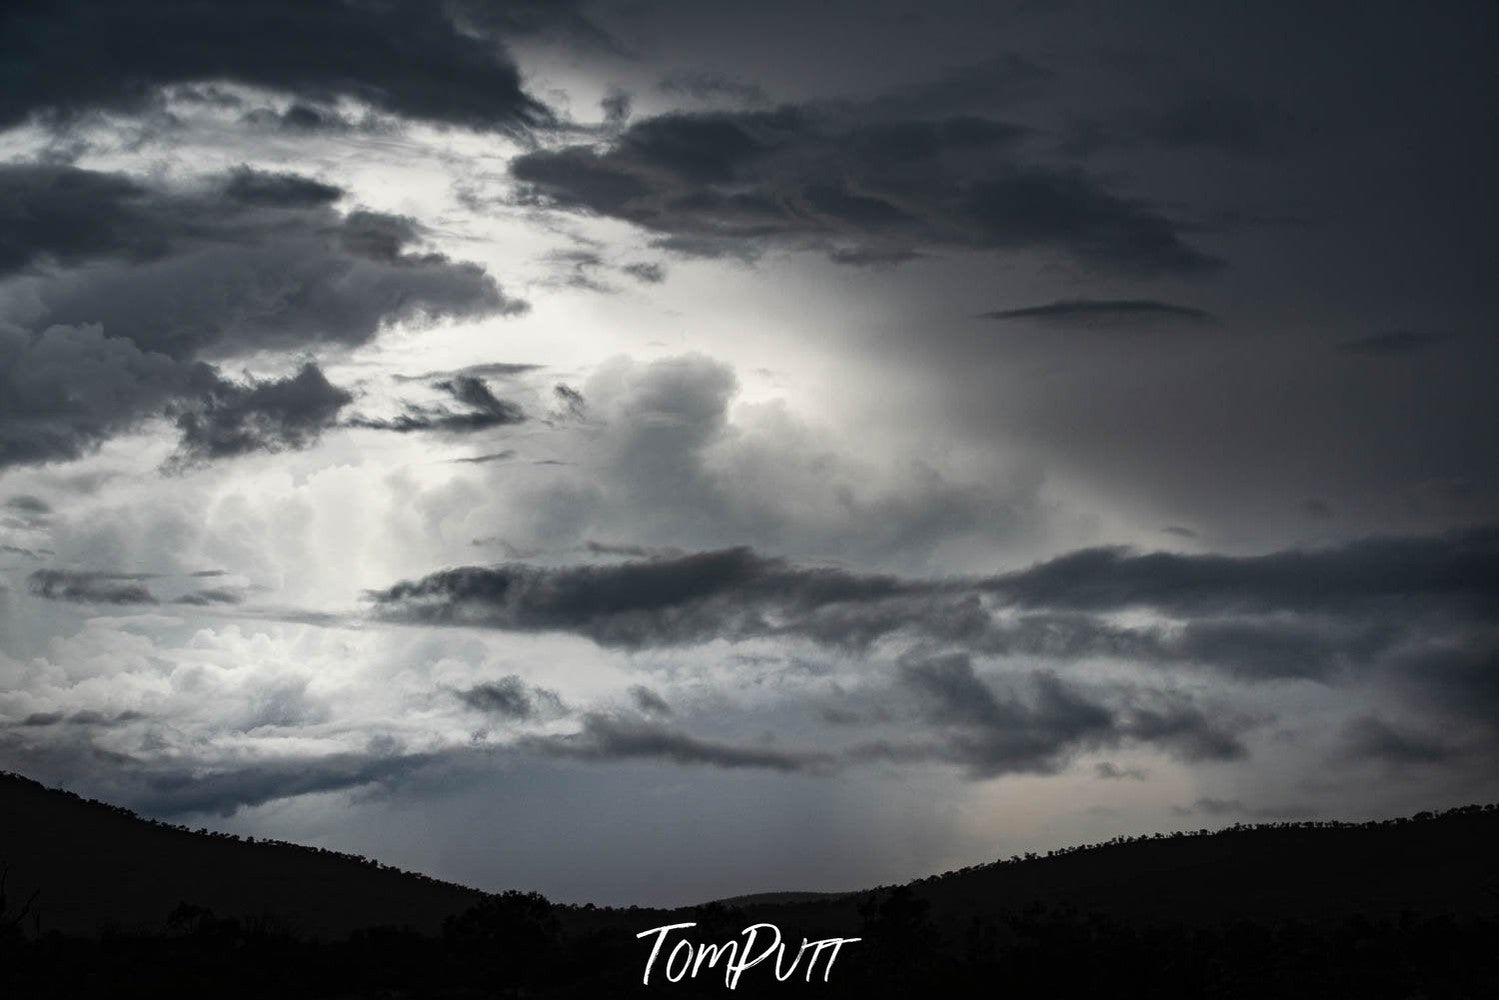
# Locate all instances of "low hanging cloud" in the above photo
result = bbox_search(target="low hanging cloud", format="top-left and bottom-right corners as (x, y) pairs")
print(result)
(366, 546), (934, 649)
(884, 652), (1246, 778)
(511, 100), (1220, 274)
(0, 0), (553, 133)
(368, 527), (1499, 755)
(368, 525), (1499, 650)
(520, 712), (836, 774)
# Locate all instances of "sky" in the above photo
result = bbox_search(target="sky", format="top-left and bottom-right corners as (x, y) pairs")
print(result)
(1, 0), (1497, 907)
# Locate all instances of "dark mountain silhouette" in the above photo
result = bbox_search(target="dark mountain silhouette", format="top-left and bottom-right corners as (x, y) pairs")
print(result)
(0, 772), (484, 938)
(3, 769), (1498, 997)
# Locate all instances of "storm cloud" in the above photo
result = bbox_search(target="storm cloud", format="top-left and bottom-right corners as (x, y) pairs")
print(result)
(0, 165), (525, 468)
(3, 164), (523, 360)
(511, 102), (1220, 274)
(369, 526), (1499, 655)
(0, 324), (353, 469)
(0, 0), (550, 133)
(891, 651), (1245, 777)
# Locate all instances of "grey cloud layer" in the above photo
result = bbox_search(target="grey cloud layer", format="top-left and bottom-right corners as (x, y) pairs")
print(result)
(887, 652), (1245, 777)
(369, 527), (1499, 766)
(0, 0), (550, 133)
(511, 103), (1219, 273)
(370, 526), (1499, 650)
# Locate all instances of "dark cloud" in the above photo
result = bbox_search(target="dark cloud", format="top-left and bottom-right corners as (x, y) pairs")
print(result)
(601, 89), (632, 126)
(1094, 762), (1147, 780)
(4, 495), (52, 516)
(350, 376), (525, 434)
(367, 529), (1499, 763)
(1341, 716), (1454, 765)
(366, 546), (936, 649)
(629, 686), (672, 717)
(2, 494), (53, 531)
(393, 362), (541, 383)
(977, 298), (1213, 324)
(543, 248), (613, 292)
(369, 529), (1499, 665)
(450, 449), (518, 465)
(0, 321), (358, 470)
(27, 568), (157, 604)
(1337, 331), (1441, 356)
(168, 363), (352, 466)
(2, 164), (523, 360)
(0, 322), (212, 468)
(0, 0), (550, 133)
(456, 676), (564, 721)
(221, 167), (342, 207)
(175, 588), (244, 606)
(134, 751), (440, 818)
(0, 719), (447, 817)
(20, 712), (64, 727)
(894, 652), (1245, 778)
(981, 525), (1499, 617)
(552, 384), (587, 421)
(520, 713), (834, 773)
(1, 544), (50, 560)
(583, 542), (685, 559)
(1174, 797), (1318, 820)
(511, 100), (1219, 274)
(16, 709), (142, 728)
(241, 102), (355, 133)
(620, 261), (666, 284)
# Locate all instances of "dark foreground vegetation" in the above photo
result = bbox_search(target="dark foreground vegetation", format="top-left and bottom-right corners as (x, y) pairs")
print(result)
(3, 772), (1498, 998)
